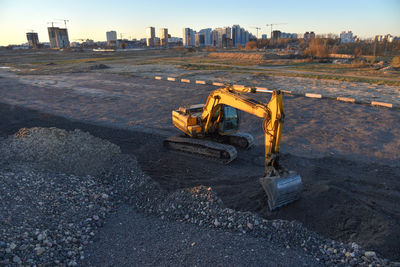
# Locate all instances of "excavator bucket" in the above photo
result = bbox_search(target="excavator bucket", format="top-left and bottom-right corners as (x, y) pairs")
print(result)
(259, 171), (302, 211)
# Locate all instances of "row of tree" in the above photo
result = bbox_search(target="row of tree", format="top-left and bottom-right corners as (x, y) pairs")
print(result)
(245, 38), (400, 58)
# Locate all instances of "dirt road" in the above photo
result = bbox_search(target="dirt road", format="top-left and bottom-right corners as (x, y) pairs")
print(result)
(0, 70), (399, 260)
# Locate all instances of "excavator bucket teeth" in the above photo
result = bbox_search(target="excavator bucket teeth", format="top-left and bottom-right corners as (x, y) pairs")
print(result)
(259, 171), (302, 211)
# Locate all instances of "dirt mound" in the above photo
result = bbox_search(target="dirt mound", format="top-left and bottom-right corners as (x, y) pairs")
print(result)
(208, 52), (264, 62)
(0, 127), (120, 176)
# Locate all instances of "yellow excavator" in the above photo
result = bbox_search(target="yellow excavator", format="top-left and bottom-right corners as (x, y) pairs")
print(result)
(164, 85), (302, 210)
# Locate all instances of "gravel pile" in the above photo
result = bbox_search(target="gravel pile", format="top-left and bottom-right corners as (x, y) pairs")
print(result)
(154, 186), (393, 266)
(0, 127), (395, 266)
(1, 127), (120, 176)
(0, 164), (113, 266)
(0, 127), (161, 266)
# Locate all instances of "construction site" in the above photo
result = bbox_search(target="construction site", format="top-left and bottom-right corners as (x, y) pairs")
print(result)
(0, 48), (399, 266)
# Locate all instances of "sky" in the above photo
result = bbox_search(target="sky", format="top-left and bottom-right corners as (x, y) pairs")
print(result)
(0, 0), (399, 46)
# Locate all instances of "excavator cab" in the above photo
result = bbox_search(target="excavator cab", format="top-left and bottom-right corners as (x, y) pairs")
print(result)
(218, 105), (239, 134)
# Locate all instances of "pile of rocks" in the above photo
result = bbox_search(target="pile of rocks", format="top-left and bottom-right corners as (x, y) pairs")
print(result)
(1, 127), (120, 177)
(154, 186), (392, 266)
(0, 127), (394, 266)
(0, 164), (114, 266)
(0, 127), (159, 266)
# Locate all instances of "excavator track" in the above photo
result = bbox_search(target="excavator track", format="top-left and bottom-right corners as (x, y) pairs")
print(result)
(164, 135), (238, 164)
(227, 132), (255, 149)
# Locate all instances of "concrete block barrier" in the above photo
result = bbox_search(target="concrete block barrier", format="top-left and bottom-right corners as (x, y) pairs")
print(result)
(337, 97), (355, 103)
(212, 82), (224, 86)
(305, 93), (322, 98)
(281, 90), (292, 95)
(371, 101), (393, 108)
(151, 76), (395, 110)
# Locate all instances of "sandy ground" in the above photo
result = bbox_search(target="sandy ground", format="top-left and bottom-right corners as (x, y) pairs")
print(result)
(0, 70), (399, 260)
(1, 49), (399, 106)
(98, 63), (400, 105)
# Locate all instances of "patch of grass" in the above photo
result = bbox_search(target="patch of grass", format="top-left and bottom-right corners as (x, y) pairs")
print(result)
(257, 72), (400, 86)
(31, 57), (123, 65)
(180, 64), (235, 71)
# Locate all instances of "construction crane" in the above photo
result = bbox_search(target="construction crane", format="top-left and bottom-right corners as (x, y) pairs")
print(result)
(47, 22), (57, 28)
(266, 23), (287, 39)
(55, 19), (69, 29)
(251, 27), (262, 39)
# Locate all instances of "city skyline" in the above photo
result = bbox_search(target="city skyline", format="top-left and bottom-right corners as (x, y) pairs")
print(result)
(0, 0), (399, 46)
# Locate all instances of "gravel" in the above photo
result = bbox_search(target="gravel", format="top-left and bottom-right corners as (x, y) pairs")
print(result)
(1, 127), (120, 177)
(0, 127), (396, 266)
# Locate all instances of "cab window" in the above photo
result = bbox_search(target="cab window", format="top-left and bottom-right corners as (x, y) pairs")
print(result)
(219, 106), (239, 133)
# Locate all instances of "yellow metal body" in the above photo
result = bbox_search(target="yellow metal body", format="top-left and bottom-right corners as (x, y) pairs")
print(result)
(172, 86), (285, 173)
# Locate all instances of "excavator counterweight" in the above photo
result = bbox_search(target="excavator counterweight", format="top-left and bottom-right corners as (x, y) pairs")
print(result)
(164, 86), (302, 210)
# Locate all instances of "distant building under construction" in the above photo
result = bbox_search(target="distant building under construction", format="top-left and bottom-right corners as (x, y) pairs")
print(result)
(48, 27), (70, 49)
(26, 32), (39, 48)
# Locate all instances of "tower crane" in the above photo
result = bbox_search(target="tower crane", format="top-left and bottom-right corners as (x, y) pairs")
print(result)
(251, 27), (262, 39)
(47, 22), (57, 28)
(55, 19), (69, 29)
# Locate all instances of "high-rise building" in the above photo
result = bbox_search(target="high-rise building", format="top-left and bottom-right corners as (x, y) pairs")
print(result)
(211, 30), (218, 47)
(106, 31), (117, 44)
(280, 32), (297, 39)
(198, 28), (211, 46)
(340, 31), (355, 43)
(240, 28), (246, 46)
(272, 30), (281, 39)
(48, 27), (70, 49)
(146, 27), (155, 47)
(184, 25), (251, 48)
(261, 34), (267, 40)
(232, 25), (242, 47)
(183, 28), (195, 47)
(160, 28), (168, 46)
(26, 32), (39, 48)
(214, 27), (232, 48)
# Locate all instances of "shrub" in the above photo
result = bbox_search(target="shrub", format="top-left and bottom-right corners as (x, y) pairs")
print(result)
(391, 56), (400, 68)
(245, 41), (257, 50)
